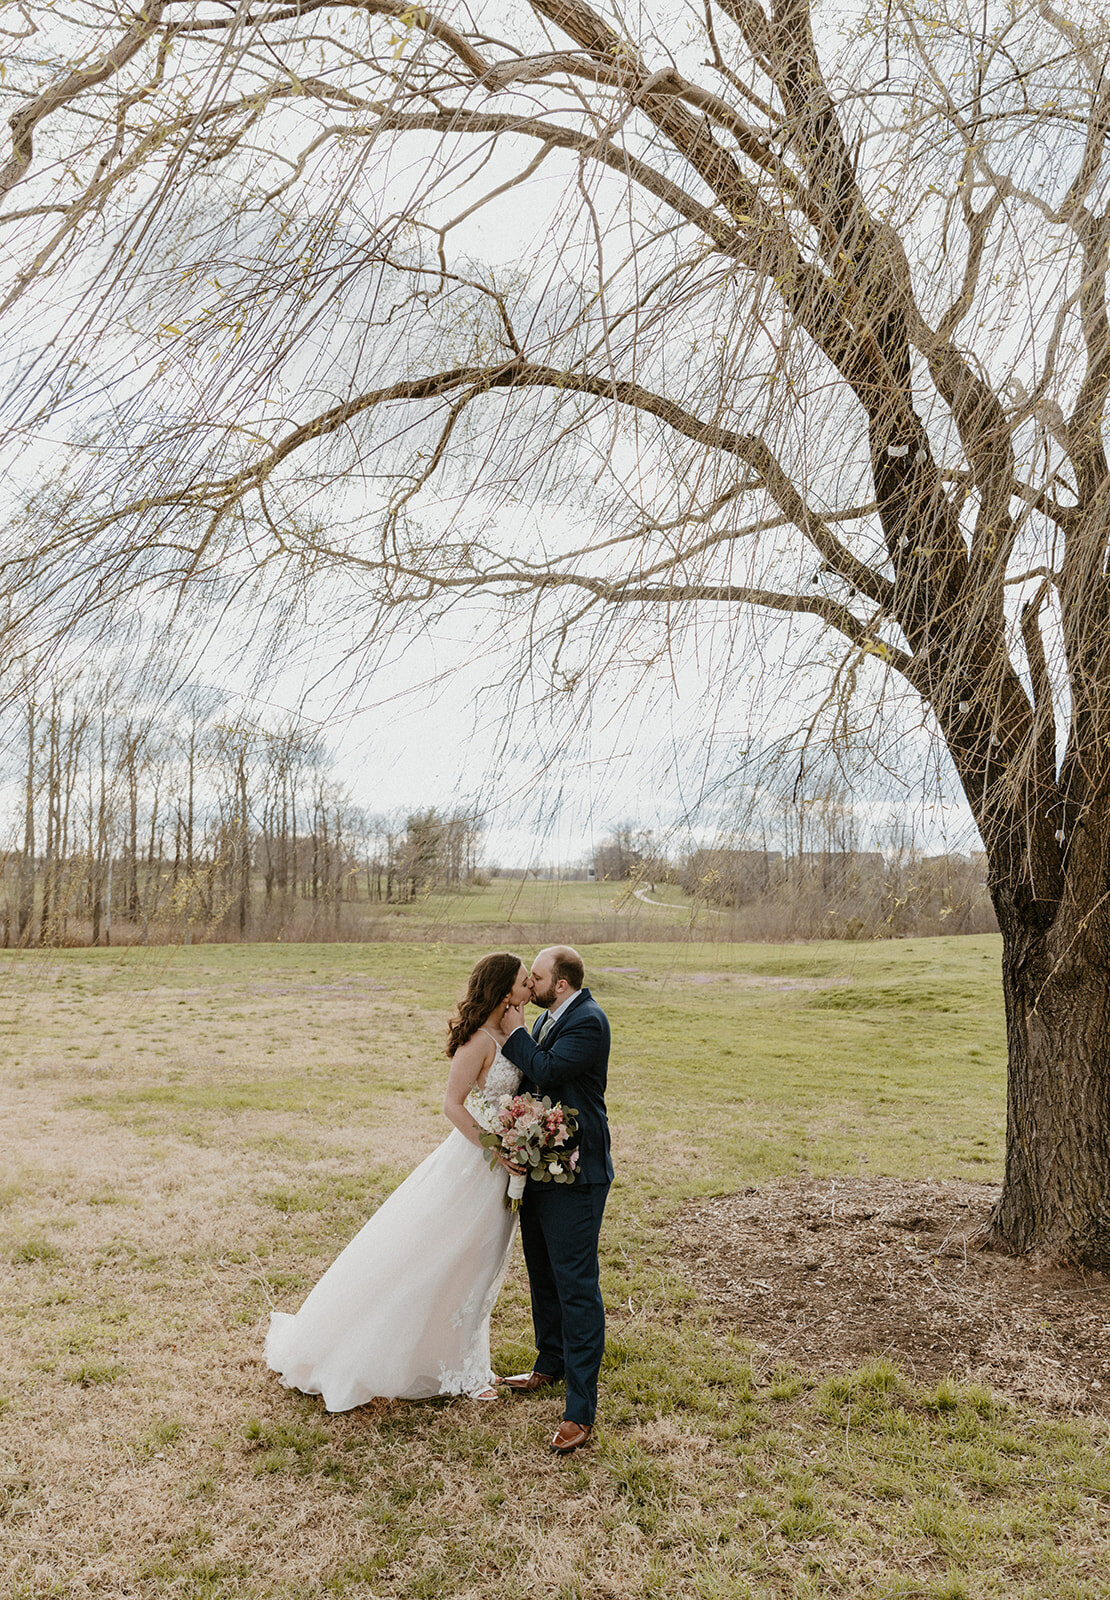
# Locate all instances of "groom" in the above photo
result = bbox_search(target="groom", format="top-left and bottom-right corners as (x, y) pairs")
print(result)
(498, 945), (613, 1455)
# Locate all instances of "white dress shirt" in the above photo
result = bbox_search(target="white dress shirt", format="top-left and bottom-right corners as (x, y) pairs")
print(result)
(543, 988), (581, 1028)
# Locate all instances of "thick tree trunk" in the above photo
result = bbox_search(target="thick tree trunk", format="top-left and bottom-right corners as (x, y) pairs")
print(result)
(988, 911), (1110, 1268)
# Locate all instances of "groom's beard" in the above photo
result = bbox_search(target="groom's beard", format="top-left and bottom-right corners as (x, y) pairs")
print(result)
(531, 984), (557, 1009)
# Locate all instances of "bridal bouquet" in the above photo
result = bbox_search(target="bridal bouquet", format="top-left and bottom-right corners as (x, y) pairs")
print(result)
(478, 1093), (580, 1210)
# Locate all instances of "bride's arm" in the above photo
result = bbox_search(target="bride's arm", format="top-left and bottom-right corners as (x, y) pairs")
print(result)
(443, 1035), (495, 1148)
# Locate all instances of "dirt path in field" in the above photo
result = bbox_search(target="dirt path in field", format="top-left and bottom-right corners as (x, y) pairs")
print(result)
(674, 1176), (1110, 1415)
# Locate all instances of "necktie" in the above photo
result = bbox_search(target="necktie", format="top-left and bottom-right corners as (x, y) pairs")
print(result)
(537, 1013), (556, 1045)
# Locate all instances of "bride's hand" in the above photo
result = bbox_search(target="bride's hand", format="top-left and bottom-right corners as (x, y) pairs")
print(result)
(501, 1002), (526, 1036)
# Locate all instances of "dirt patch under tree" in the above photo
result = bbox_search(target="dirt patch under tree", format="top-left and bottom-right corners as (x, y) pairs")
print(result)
(674, 1176), (1110, 1415)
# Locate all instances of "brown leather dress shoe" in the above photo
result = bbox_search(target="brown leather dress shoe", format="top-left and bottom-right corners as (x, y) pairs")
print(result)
(499, 1370), (558, 1392)
(550, 1420), (591, 1454)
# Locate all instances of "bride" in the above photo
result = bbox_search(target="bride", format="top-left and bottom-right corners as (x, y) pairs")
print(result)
(264, 951), (529, 1409)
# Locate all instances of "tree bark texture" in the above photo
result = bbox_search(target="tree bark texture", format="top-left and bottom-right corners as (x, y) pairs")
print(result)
(992, 908), (1110, 1267)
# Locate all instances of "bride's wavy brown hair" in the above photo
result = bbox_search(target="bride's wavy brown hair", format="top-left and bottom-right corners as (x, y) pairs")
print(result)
(446, 951), (523, 1057)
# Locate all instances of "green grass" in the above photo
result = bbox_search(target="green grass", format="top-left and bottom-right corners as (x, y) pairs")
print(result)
(7, 1235), (62, 1264)
(66, 1361), (126, 1387)
(0, 870), (701, 950)
(7, 934), (1006, 1180)
(344, 874), (695, 930)
(2, 935), (1108, 1597)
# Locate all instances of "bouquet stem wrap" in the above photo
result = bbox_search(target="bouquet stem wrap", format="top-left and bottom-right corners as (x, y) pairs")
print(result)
(506, 1171), (528, 1210)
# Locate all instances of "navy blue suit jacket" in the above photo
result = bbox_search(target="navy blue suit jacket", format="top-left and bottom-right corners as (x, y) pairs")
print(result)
(500, 988), (613, 1186)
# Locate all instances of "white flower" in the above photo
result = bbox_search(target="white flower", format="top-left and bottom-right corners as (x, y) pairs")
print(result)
(548, 1160), (560, 1174)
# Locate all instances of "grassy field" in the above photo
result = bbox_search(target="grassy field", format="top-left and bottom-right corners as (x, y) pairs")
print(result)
(288, 875), (707, 945)
(376, 877), (690, 925)
(2, 936), (1108, 1598)
(26, 875), (719, 949)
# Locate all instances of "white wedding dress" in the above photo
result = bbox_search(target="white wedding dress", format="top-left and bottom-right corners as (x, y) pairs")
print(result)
(265, 1049), (520, 1409)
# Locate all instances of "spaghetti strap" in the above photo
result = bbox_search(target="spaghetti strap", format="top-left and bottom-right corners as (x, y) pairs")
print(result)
(477, 1028), (501, 1050)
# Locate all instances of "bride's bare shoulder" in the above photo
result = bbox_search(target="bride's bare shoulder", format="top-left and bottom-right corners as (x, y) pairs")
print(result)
(450, 1028), (496, 1078)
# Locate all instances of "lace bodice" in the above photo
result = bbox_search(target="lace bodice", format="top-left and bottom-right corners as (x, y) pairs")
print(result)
(465, 1048), (521, 1129)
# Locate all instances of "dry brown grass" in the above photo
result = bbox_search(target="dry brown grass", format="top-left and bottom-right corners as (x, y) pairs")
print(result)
(2, 948), (461, 1595)
(4, 941), (1110, 1598)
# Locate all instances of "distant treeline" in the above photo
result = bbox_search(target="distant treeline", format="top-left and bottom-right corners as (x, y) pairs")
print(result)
(0, 674), (482, 947)
(1, 671), (995, 948)
(674, 845), (994, 938)
(591, 813), (996, 940)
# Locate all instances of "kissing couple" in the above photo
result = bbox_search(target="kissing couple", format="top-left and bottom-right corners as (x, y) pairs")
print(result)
(265, 945), (613, 1454)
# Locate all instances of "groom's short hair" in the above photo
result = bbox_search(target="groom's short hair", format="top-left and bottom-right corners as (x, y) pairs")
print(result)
(550, 946), (584, 991)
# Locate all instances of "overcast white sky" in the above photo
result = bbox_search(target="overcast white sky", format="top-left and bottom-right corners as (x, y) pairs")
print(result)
(0, 3), (1008, 868)
(171, 576), (984, 867)
(0, 535), (985, 868)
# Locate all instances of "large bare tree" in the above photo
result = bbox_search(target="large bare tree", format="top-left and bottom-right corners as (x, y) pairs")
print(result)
(3, 0), (1110, 1263)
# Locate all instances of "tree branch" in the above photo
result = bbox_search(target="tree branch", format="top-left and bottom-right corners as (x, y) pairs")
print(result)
(87, 356), (895, 612)
(0, 3), (164, 200)
(175, 0), (492, 79)
(281, 533), (921, 687)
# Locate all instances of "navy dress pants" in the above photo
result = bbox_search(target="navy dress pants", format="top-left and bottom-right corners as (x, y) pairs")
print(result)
(519, 1180), (609, 1426)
